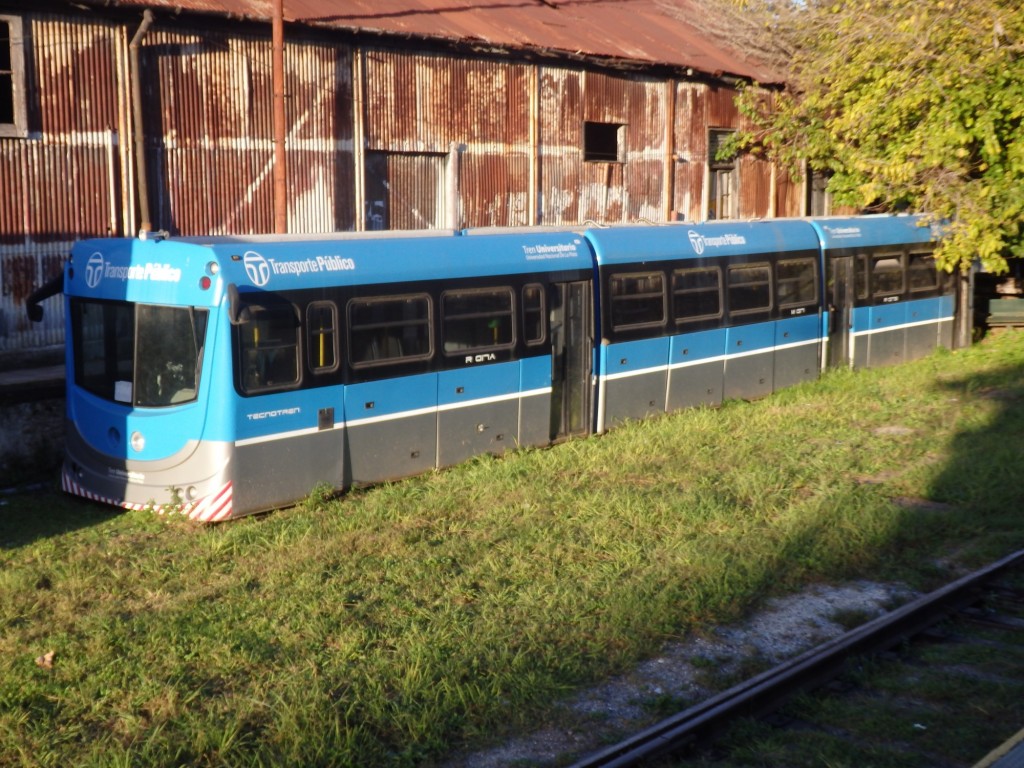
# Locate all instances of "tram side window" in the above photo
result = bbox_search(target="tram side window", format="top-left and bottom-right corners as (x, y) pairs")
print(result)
(349, 294), (432, 367)
(727, 263), (772, 317)
(872, 254), (905, 297)
(609, 272), (665, 331)
(672, 267), (721, 324)
(907, 252), (939, 293)
(306, 302), (339, 373)
(776, 258), (818, 310)
(522, 283), (546, 346)
(238, 304), (300, 393)
(442, 288), (515, 354)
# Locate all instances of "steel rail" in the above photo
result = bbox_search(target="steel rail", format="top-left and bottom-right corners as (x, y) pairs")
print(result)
(570, 547), (1024, 768)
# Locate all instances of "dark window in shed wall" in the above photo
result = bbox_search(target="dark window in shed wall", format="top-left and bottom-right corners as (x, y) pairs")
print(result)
(584, 121), (624, 163)
(806, 166), (830, 216)
(365, 151), (446, 230)
(708, 129), (738, 220)
(0, 15), (27, 137)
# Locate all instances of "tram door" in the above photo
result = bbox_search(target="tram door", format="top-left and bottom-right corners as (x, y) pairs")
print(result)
(549, 280), (592, 439)
(827, 256), (855, 368)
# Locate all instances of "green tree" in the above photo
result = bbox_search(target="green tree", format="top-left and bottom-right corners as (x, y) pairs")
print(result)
(666, 0), (1024, 273)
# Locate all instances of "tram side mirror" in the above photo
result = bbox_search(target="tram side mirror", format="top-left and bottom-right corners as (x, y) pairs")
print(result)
(227, 283), (252, 325)
(26, 273), (65, 324)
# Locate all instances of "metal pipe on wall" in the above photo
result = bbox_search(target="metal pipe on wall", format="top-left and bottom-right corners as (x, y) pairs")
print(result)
(446, 142), (463, 230)
(353, 47), (366, 232)
(272, 0), (287, 234)
(129, 9), (154, 235)
(663, 79), (675, 222)
(529, 64), (539, 226)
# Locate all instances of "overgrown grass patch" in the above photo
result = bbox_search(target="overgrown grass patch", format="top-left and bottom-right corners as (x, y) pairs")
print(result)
(3, 333), (1024, 766)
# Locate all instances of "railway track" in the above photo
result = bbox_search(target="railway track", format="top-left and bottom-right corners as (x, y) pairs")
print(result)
(570, 549), (1024, 768)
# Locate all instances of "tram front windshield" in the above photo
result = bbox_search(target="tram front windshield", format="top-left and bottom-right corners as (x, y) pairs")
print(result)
(70, 299), (208, 408)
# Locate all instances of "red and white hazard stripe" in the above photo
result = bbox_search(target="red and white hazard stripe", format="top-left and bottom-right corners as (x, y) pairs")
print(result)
(185, 482), (234, 522)
(61, 468), (234, 522)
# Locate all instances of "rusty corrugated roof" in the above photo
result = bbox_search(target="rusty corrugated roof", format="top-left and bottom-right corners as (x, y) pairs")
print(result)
(73, 0), (782, 83)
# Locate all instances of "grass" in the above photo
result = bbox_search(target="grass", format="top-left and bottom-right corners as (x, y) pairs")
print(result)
(2, 332), (1024, 766)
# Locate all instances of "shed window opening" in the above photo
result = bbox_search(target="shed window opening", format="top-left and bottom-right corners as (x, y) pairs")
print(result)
(349, 294), (432, 366)
(673, 267), (722, 323)
(0, 15), (25, 137)
(0, 20), (12, 125)
(238, 304), (300, 393)
(71, 299), (208, 407)
(442, 288), (515, 354)
(708, 129), (739, 220)
(871, 254), (905, 297)
(307, 302), (339, 373)
(776, 258), (818, 309)
(727, 263), (772, 316)
(522, 283), (546, 346)
(907, 252), (939, 292)
(584, 121), (625, 163)
(609, 272), (666, 330)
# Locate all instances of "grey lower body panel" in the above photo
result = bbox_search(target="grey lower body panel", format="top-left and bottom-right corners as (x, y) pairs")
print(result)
(866, 328), (906, 369)
(938, 317), (954, 350)
(773, 343), (820, 391)
(345, 413), (437, 486)
(906, 322), (938, 362)
(518, 391), (552, 448)
(234, 429), (345, 514)
(604, 370), (667, 427)
(438, 399), (519, 468)
(667, 360), (724, 410)
(724, 352), (773, 400)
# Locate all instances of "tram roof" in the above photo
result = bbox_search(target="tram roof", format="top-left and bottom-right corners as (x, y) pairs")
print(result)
(67, 230), (595, 306)
(585, 220), (823, 266)
(809, 215), (939, 250)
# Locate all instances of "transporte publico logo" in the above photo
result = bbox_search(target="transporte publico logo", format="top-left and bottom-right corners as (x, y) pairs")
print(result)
(84, 251), (182, 288)
(85, 252), (105, 289)
(687, 230), (747, 256)
(243, 249), (356, 287)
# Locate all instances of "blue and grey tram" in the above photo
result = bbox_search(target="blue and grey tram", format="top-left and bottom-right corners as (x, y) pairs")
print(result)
(57, 215), (955, 521)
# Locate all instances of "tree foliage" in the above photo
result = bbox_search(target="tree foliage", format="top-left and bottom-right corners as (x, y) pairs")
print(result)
(665, 0), (1024, 273)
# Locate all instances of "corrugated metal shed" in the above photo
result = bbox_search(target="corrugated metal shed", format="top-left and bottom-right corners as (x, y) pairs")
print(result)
(0, 0), (802, 363)
(74, 0), (782, 83)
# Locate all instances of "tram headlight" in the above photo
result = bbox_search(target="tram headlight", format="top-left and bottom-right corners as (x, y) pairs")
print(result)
(130, 431), (145, 452)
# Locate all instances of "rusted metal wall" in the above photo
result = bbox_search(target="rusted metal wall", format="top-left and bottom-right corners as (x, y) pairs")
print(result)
(362, 51), (531, 228)
(539, 67), (667, 226)
(0, 5), (776, 363)
(1, 9), (360, 359)
(145, 29), (354, 236)
(774, 165), (803, 218)
(674, 81), (802, 221)
(1, 14), (129, 356)
(538, 66), (581, 224)
(362, 58), (675, 229)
